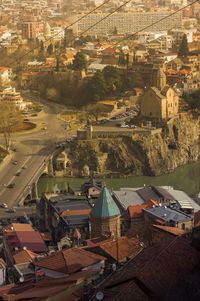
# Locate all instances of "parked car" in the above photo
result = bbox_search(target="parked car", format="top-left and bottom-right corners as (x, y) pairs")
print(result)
(0, 203), (8, 208)
(6, 208), (16, 213)
(12, 161), (18, 165)
(24, 118), (30, 121)
(15, 172), (21, 176)
(22, 165), (27, 169)
(7, 183), (15, 188)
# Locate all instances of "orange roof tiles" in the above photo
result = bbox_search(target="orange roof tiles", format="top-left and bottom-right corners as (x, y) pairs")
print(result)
(13, 249), (38, 264)
(152, 224), (185, 236)
(34, 247), (106, 274)
(61, 209), (91, 217)
(85, 236), (140, 262)
(128, 199), (158, 219)
(4, 223), (33, 232)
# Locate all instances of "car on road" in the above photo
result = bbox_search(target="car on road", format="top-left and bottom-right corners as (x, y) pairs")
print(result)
(5, 208), (16, 213)
(0, 203), (8, 208)
(15, 172), (21, 176)
(7, 183), (15, 188)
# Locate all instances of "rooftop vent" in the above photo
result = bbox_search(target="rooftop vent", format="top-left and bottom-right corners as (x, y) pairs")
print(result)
(96, 291), (104, 300)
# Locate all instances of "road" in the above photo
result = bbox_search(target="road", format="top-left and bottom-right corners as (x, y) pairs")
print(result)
(0, 206), (36, 220)
(0, 93), (76, 208)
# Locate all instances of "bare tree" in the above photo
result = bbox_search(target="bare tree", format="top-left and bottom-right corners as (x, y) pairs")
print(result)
(0, 103), (22, 151)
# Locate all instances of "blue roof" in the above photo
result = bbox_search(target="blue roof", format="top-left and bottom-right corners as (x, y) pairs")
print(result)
(91, 187), (120, 218)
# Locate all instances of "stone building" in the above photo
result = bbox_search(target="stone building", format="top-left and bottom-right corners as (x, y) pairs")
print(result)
(90, 187), (121, 238)
(141, 85), (179, 120)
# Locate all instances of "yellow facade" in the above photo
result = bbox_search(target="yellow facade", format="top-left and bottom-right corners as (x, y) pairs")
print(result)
(141, 87), (179, 120)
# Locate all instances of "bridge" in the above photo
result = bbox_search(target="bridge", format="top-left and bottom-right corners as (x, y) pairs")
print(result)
(16, 155), (54, 206)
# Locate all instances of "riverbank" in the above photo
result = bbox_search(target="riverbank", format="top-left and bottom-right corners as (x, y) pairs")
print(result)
(37, 160), (200, 197)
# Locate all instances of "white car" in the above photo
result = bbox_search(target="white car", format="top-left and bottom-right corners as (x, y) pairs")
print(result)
(0, 203), (8, 208)
(120, 124), (129, 128)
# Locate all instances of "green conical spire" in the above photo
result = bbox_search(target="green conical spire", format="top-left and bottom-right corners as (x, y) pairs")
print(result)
(91, 187), (120, 217)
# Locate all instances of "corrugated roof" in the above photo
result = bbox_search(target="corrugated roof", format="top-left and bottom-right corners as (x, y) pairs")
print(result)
(137, 187), (160, 202)
(113, 190), (144, 210)
(91, 187), (120, 217)
(166, 189), (200, 213)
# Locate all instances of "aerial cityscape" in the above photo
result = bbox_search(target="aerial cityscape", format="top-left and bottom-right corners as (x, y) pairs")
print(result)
(1, 0), (200, 299)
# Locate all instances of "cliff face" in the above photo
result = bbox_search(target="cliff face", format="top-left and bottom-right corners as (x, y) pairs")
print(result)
(69, 117), (200, 176)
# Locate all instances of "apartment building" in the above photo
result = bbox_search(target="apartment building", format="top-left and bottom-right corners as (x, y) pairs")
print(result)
(71, 11), (182, 35)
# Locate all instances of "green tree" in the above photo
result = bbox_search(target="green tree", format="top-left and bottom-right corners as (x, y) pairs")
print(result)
(102, 66), (122, 94)
(85, 70), (107, 102)
(72, 52), (87, 71)
(178, 34), (189, 58)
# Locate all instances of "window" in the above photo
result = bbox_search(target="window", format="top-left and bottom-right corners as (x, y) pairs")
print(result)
(182, 223), (185, 230)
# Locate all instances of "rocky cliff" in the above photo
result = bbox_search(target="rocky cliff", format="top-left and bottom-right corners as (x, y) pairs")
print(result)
(69, 116), (200, 176)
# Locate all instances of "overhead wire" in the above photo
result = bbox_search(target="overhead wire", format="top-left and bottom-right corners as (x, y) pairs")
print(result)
(116, 0), (200, 45)
(7, 0), (200, 67)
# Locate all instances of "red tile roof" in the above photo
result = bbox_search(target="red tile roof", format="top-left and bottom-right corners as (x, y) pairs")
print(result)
(91, 237), (200, 300)
(128, 199), (158, 219)
(34, 247), (106, 274)
(0, 270), (100, 300)
(85, 236), (141, 262)
(15, 231), (48, 253)
(13, 249), (38, 264)
(152, 224), (185, 236)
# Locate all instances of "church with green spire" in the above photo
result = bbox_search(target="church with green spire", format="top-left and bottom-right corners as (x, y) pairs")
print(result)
(90, 187), (121, 238)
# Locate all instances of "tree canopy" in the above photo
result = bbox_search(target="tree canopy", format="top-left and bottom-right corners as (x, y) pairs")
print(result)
(71, 52), (87, 71)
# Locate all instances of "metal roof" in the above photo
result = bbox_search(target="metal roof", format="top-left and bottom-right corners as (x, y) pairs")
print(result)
(137, 187), (160, 202)
(113, 190), (144, 210)
(91, 187), (120, 218)
(143, 206), (192, 222)
(165, 189), (200, 213)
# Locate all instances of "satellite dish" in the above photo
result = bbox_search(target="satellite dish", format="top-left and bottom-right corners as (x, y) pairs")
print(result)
(19, 276), (24, 283)
(96, 291), (104, 300)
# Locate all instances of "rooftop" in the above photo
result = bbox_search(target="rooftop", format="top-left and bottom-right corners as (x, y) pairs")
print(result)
(34, 247), (106, 274)
(91, 187), (120, 218)
(143, 206), (192, 222)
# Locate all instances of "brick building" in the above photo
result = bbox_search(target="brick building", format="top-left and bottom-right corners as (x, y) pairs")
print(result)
(90, 187), (121, 238)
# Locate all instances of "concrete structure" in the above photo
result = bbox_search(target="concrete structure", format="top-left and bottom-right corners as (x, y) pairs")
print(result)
(72, 11), (182, 35)
(90, 187), (121, 238)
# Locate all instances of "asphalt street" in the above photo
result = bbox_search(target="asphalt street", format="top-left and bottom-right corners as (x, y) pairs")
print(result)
(0, 93), (76, 208)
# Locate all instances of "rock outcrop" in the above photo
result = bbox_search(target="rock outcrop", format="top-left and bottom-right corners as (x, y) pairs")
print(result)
(68, 116), (200, 176)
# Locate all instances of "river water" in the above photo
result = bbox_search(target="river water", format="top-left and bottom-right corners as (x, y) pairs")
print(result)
(37, 160), (200, 197)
